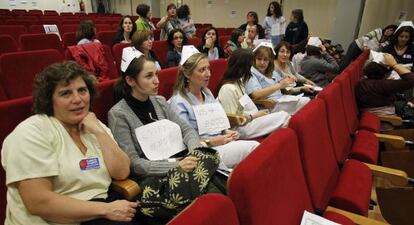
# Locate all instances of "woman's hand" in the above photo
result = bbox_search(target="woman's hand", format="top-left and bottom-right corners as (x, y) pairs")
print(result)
(79, 112), (105, 135)
(224, 129), (240, 140)
(300, 86), (314, 93)
(209, 133), (235, 146)
(279, 77), (295, 89)
(104, 200), (138, 222)
(205, 38), (214, 49)
(304, 79), (316, 86)
(253, 109), (269, 119)
(178, 156), (199, 172)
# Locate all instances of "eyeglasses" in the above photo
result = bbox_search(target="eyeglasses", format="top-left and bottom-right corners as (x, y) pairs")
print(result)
(173, 36), (184, 40)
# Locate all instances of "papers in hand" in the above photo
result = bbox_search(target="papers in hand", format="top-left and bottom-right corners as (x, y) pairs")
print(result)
(135, 119), (186, 160)
(300, 211), (340, 225)
(193, 102), (231, 135)
(370, 50), (385, 64)
(277, 93), (304, 103)
(389, 63), (413, 80)
(304, 84), (323, 92)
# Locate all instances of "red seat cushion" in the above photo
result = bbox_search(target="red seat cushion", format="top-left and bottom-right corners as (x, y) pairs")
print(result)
(323, 211), (356, 225)
(330, 159), (372, 216)
(350, 130), (379, 164)
(358, 112), (380, 133)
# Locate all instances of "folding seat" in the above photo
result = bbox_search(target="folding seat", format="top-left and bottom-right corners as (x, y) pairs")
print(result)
(39, 19), (61, 28)
(0, 35), (18, 55)
(61, 19), (80, 25)
(97, 30), (117, 46)
(216, 28), (227, 37)
(19, 33), (64, 54)
(29, 24), (46, 34)
(5, 19), (37, 29)
(288, 99), (408, 216)
(228, 128), (373, 225)
(158, 66), (179, 99)
(92, 79), (116, 125)
(0, 25), (27, 43)
(153, 29), (160, 41)
(112, 43), (131, 73)
(16, 15), (38, 21)
(194, 23), (203, 29)
(0, 49), (63, 99)
(168, 194), (240, 225)
(60, 12), (74, 16)
(43, 10), (59, 16)
(188, 37), (201, 47)
(27, 9), (43, 16)
(62, 32), (77, 48)
(225, 28), (234, 35)
(219, 35), (230, 48)
(152, 40), (168, 68)
(111, 23), (118, 31)
(95, 24), (112, 32)
(196, 28), (205, 39)
(61, 24), (79, 35)
(0, 81), (8, 101)
(11, 9), (26, 16)
(0, 9), (11, 15)
(208, 59), (227, 97)
(151, 17), (160, 25)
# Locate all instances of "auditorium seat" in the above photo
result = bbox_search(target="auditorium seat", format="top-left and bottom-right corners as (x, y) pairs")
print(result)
(95, 24), (112, 33)
(97, 31), (117, 46)
(152, 40), (168, 68)
(62, 32), (77, 47)
(208, 59), (227, 97)
(188, 37), (201, 47)
(19, 33), (64, 54)
(0, 35), (18, 55)
(168, 194), (240, 225)
(158, 66), (179, 99)
(153, 29), (160, 41)
(0, 49), (64, 99)
(112, 43), (131, 74)
(0, 25), (27, 45)
(61, 24), (79, 35)
(219, 35), (230, 48)
(92, 79), (116, 125)
(43, 10), (59, 16)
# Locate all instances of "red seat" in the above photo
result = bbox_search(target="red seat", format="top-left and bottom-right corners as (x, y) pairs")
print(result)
(97, 30), (117, 46)
(153, 29), (160, 41)
(92, 79), (116, 125)
(19, 33), (64, 54)
(60, 12), (74, 16)
(168, 194), (240, 225)
(152, 40), (168, 68)
(11, 9), (27, 16)
(208, 59), (227, 97)
(62, 32), (77, 48)
(289, 99), (372, 216)
(158, 66), (178, 99)
(228, 128), (356, 225)
(27, 9), (43, 16)
(0, 49), (63, 99)
(112, 43), (131, 74)
(196, 28), (205, 39)
(61, 24), (79, 35)
(43, 10), (59, 16)
(216, 28), (227, 37)
(95, 24), (112, 33)
(188, 37), (201, 46)
(0, 25), (27, 45)
(225, 28), (234, 35)
(29, 24), (46, 34)
(5, 19), (38, 29)
(0, 35), (18, 55)
(219, 35), (230, 48)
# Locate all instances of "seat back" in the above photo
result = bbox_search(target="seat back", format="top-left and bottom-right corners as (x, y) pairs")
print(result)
(153, 29), (160, 41)
(228, 128), (314, 225)
(61, 24), (79, 35)
(0, 35), (18, 55)
(188, 37), (201, 47)
(95, 24), (112, 33)
(288, 99), (340, 211)
(219, 35), (230, 48)
(29, 24), (46, 34)
(208, 59), (227, 97)
(92, 79), (116, 125)
(0, 25), (27, 44)
(152, 40), (168, 68)
(168, 194), (240, 225)
(62, 32), (77, 48)
(334, 72), (359, 132)
(19, 33), (64, 54)
(0, 49), (63, 99)
(158, 66), (179, 99)
(44, 10), (59, 16)
(112, 43), (131, 73)
(97, 30), (117, 46)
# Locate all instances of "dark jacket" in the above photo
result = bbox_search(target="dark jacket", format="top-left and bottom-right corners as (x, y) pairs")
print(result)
(238, 23), (265, 39)
(301, 53), (339, 87)
(382, 44), (414, 65)
(284, 21), (308, 45)
(166, 49), (181, 68)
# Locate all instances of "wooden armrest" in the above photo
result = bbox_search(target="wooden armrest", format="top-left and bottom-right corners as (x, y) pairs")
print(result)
(326, 206), (389, 225)
(227, 113), (248, 127)
(111, 179), (141, 200)
(375, 133), (406, 149)
(364, 163), (409, 186)
(378, 115), (403, 126)
(253, 99), (275, 109)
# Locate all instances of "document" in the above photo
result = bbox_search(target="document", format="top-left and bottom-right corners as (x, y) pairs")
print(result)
(193, 102), (230, 135)
(300, 211), (340, 225)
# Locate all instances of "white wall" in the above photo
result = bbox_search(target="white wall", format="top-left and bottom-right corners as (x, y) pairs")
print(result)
(331, 0), (363, 48)
(0, 0), (93, 13)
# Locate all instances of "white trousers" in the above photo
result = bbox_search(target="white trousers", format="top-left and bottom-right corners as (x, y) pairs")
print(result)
(237, 111), (291, 139)
(214, 140), (259, 170)
(272, 96), (311, 115)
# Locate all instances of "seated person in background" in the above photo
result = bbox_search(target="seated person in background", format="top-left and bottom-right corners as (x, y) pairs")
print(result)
(112, 16), (137, 46)
(218, 49), (290, 139)
(197, 26), (226, 60)
(169, 46), (259, 170)
(2, 61), (136, 225)
(135, 3), (154, 32)
(301, 37), (340, 87)
(224, 28), (244, 56)
(132, 30), (162, 70)
(241, 25), (258, 49)
(356, 53), (414, 115)
(177, 4), (196, 38)
(246, 42), (310, 115)
(76, 20), (100, 45)
(157, 3), (181, 41)
(166, 28), (188, 68)
(273, 41), (316, 95)
(108, 48), (223, 223)
(238, 11), (265, 39)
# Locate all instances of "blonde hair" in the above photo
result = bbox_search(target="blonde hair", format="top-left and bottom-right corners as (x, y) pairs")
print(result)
(173, 53), (208, 103)
(253, 46), (275, 78)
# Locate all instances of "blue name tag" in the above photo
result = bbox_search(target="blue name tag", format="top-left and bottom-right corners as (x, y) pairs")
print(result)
(79, 157), (100, 171)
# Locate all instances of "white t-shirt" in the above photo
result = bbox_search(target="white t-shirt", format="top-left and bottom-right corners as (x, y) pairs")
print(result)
(2, 115), (113, 225)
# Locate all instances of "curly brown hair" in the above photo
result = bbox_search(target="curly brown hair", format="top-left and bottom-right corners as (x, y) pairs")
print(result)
(32, 61), (97, 116)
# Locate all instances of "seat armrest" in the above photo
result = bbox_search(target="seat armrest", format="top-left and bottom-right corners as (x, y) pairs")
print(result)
(227, 113), (248, 127)
(378, 115), (403, 126)
(326, 206), (389, 225)
(253, 99), (275, 109)
(375, 133), (406, 149)
(111, 179), (141, 201)
(364, 163), (409, 186)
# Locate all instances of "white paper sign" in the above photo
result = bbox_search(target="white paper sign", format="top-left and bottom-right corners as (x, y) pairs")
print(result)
(193, 102), (231, 135)
(271, 23), (281, 36)
(389, 63), (412, 80)
(135, 119), (186, 160)
(300, 211), (340, 225)
(370, 50), (384, 64)
(277, 93), (304, 103)
(43, 25), (61, 41)
(239, 94), (259, 115)
(304, 84), (323, 92)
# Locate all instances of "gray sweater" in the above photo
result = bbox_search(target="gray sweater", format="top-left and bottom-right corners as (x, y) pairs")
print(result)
(300, 53), (339, 87)
(108, 96), (201, 178)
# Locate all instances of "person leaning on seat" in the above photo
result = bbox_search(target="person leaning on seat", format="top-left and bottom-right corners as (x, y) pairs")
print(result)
(1, 61), (137, 225)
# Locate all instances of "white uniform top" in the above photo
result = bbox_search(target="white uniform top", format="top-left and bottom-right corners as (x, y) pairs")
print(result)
(2, 115), (113, 225)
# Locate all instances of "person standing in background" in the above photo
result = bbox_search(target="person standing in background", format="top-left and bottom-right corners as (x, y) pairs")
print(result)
(263, 1), (286, 46)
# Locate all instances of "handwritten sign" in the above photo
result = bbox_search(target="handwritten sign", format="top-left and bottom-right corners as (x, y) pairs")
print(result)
(193, 102), (230, 135)
(135, 119), (186, 160)
(43, 25), (61, 40)
(300, 211), (340, 225)
(239, 94), (258, 115)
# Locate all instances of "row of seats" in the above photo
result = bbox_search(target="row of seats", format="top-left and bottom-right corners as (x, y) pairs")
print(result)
(0, 8), (121, 16)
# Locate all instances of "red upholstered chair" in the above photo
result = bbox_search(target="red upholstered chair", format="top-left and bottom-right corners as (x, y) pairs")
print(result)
(187, 37), (201, 47)
(168, 194), (240, 225)
(11, 9), (27, 16)
(62, 32), (77, 48)
(228, 128), (356, 225)
(29, 24), (46, 34)
(317, 82), (379, 164)
(92, 79), (116, 125)
(97, 30), (117, 46)
(0, 49), (63, 99)
(0, 35), (18, 55)
(60, 12), (74, 16)
(27, 9), (43, 16)
(43, 10), (59, 16)
(216, 28), (227, 37)
(225, 28), (234, 35)
(112, 43), (131, 74)
(152, 40), (168, 68)
(288, 99), (372, 216)
(61, 24), (79, 35)
(208, 59), (227, 97)
(95, 24), (112, 33)
(61, 19), (80, 25)
(219, 35), (230, 48)
(19, 33), (64, 54)
(0, 25), (27, 45)
(196, 28), (205, 39)
(158, 66), (178, 99)
(153, 29), (160, 41)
